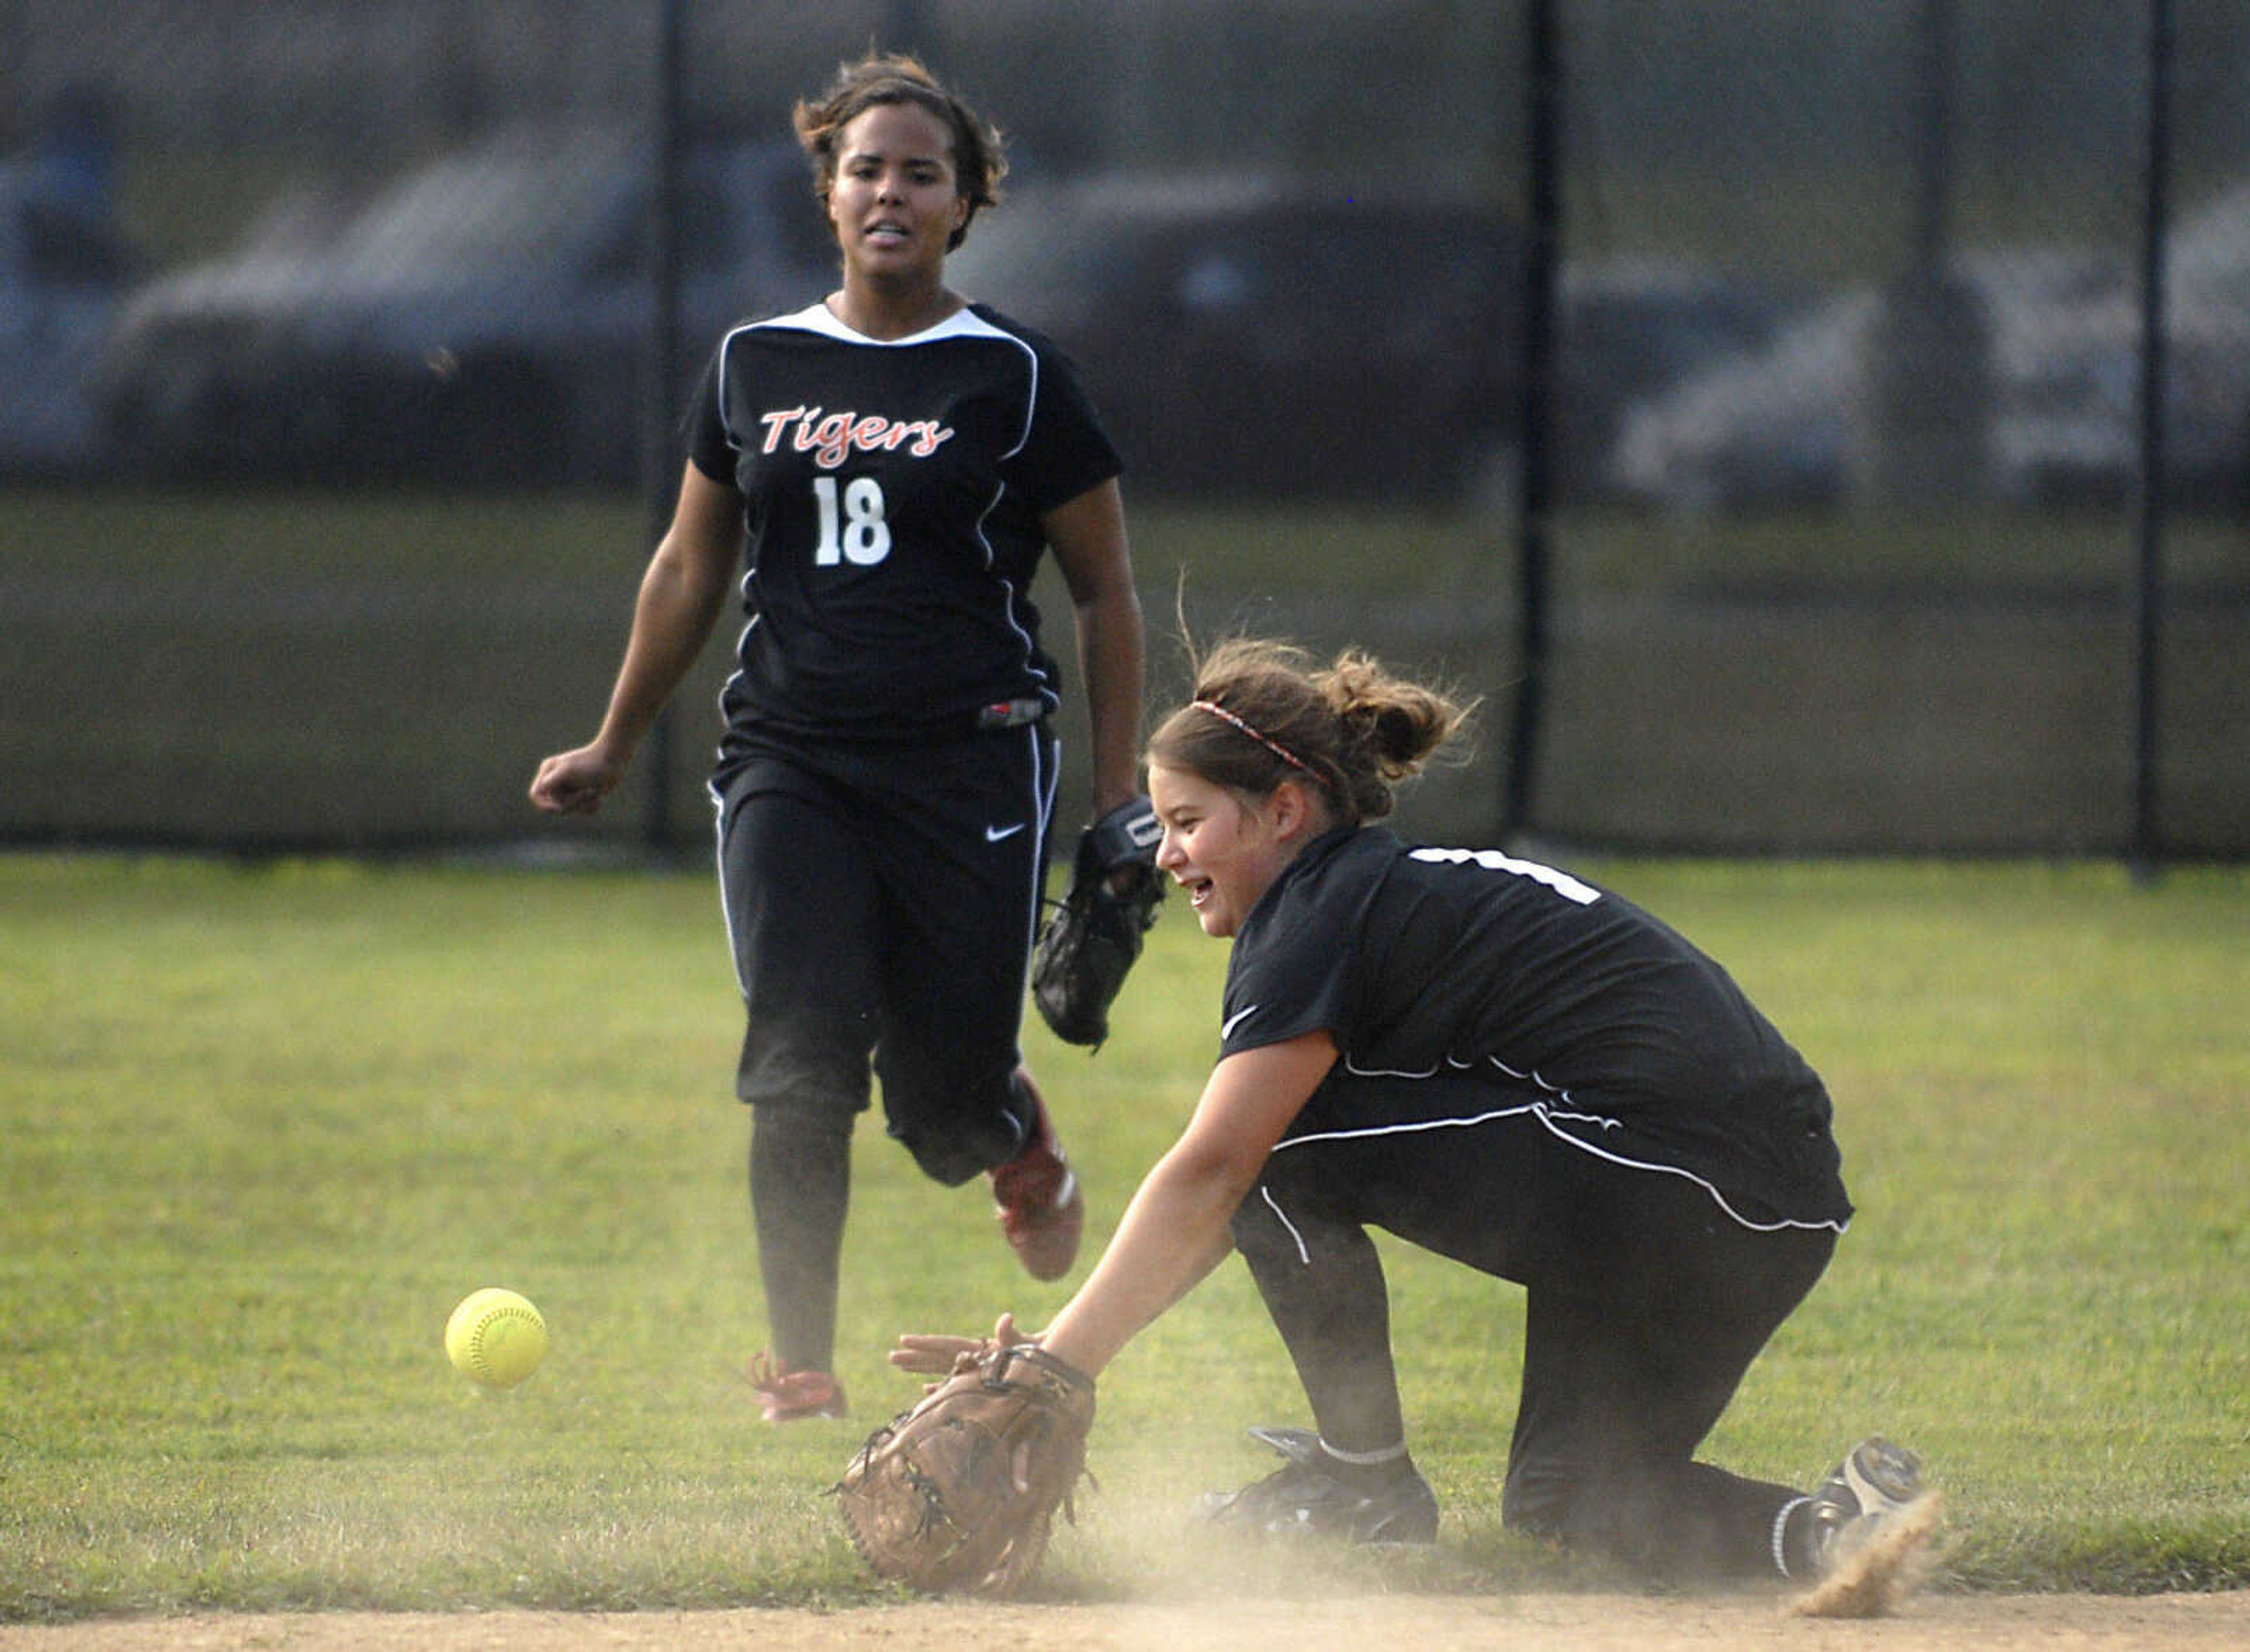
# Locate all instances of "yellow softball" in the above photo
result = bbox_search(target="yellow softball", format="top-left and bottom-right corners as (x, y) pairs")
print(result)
(445, 1287), (548, 1388)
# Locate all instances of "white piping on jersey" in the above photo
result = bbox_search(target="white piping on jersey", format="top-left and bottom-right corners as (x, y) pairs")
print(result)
(1267, 1053), (1847, 1236)
(722, 302), (1039, 471)
(1338, 1049), (1576, 1091)
(1008, 723), (1061, 990)
(953, 310), (1051, 698)
(710, 779), (748, 1001)
(746, 299), (1021, 355)
(1259, 1184), (1311, 1265)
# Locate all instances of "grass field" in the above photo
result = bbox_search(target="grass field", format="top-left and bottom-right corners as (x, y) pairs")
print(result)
(2, 852), (2247, 1623)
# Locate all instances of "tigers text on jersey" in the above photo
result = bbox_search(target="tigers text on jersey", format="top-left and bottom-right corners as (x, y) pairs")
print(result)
(1220, 827), (1852, 1230)
(687, 301), (1120, 743)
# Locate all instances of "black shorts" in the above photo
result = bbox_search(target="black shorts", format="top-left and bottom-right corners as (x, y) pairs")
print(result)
(711, 722), (1059, 1184)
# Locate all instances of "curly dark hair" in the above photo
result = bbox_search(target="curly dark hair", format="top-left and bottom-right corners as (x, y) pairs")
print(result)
(791, 53), (1006, 252)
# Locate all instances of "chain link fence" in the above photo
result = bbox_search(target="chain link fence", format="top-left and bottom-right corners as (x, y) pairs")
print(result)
(4, 0), (2245, 856)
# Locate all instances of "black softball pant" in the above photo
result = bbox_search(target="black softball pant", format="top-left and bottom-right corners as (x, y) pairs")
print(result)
(713, 723), (1058, 1182)
(1228, 1071), (1838, 1581)
(712, 726), (1056, 1373)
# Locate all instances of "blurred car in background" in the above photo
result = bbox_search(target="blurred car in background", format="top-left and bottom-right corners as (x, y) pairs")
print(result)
(1991, 291), (2250, 508)
(1983, 226), (2248, 507)
(95, 127), (833, 487)
(0, 159), (146, 476)
(1607, 224), (2250, 513)
(945, 173), (1529, 504)
(1605, 285), (1879, 510)
(2166, 176), (2250, 312)
(1550, 256), (1805, 503)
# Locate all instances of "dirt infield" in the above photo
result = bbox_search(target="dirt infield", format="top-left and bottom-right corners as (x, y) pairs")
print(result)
(5, 1593), (2248, 1651)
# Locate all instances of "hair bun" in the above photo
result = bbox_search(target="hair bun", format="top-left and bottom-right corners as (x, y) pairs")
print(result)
(1150, 636), (1471, 827)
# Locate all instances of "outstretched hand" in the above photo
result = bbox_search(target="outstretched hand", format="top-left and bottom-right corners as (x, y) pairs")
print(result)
(891, 1311), (1031, 1378)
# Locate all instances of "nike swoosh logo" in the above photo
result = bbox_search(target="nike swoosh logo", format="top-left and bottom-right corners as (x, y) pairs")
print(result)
(985, 822), (1027, 842)
(1221, 1005), (1259, 1040)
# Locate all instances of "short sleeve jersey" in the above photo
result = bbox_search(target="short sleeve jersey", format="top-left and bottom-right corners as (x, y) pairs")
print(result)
(1219, 827), (1851, 1227)
(686, 301), (1120, 743)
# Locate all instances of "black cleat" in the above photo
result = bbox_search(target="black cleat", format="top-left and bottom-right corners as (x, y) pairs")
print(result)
(1201, 1425), (1438, 1545)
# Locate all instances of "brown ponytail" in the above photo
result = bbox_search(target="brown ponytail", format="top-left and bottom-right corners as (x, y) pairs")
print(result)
(1147, 637), (1471, 827)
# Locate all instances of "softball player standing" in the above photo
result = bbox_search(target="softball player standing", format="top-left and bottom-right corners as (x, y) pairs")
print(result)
(899, 637), (1929, 1586)
(532, 54), (1145, 1423)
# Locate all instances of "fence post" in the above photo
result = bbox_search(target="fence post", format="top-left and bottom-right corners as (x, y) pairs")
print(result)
(2130, 0), (2174, 881)
(1502, 0), (1561, 847)
(641, 0), (688, 856)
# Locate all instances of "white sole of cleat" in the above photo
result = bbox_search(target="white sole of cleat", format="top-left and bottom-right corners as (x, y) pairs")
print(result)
(1790, 1489), (1946, 1619)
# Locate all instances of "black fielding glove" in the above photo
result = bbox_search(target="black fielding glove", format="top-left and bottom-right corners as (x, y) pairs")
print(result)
(1030, 796), (1164, 1049)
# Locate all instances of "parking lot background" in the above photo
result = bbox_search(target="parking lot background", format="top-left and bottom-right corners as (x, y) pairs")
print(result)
(5, 0), (2245, 858)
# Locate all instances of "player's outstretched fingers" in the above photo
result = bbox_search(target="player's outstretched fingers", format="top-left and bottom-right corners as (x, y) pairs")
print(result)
(892, 1312), (1027, 1376)
(891, 1334), (978, 1375)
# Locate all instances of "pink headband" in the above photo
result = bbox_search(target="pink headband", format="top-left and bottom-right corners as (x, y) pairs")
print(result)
(1192, 699), (1316, 776)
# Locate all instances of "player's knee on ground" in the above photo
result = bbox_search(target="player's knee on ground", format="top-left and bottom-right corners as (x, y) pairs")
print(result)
(1503, 1452), (1772, 1580)
(1501, 1448), (1577, 1541)
(1502, 1449), (1645, 1559)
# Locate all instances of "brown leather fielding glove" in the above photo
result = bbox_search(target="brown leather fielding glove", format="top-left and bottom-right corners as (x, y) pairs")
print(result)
(835, 1341), (1097, 1596)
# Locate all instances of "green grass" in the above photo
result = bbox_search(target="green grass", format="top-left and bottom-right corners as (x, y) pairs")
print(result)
(2, 854), (2248, 1620)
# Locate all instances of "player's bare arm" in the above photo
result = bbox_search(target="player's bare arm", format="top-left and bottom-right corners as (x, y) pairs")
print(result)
(529, 463), (744, 814)
(1007, 1032), (1335, 1378)
(1042, 478), (1144, 818)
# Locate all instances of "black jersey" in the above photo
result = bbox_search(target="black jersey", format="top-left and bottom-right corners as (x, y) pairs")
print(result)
(1219, 827), (1850, 1228)
(687, 301), (1121, 745)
